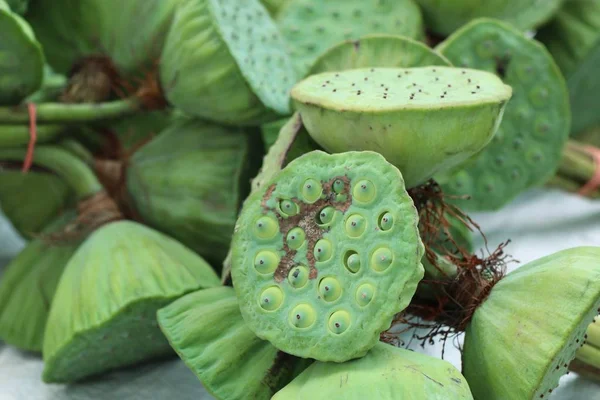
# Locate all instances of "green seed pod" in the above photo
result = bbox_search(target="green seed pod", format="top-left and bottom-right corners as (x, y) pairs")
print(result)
(157, 286), (311, 400)
(462, 247), (600, 399)
(231, 150), (424, 362)
(259, 0), (289, 17)
(159, 0), (297, 125)
(414, 0), (565, 36)
(42, 221), (221, 383)
(538, 1), (600, 135)
(0, 211), (79, 352)
(436, 19), (570, 210)
(126, 117), (260, 266)
(260, 115), (321, 162)
(26, 0), (180, 77)
(0, 0), (44, 105)
(291, 66), (512, 188)
(308, 34), (451, 76)
(0, 171), (72, 238)
(273, 341), (473, 399)
(277, 0), (425, 76)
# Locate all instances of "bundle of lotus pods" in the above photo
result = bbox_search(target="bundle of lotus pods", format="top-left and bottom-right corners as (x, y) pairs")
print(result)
(0, 0), (598, 399)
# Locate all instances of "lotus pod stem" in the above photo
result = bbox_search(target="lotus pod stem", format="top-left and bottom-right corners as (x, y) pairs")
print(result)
(547, 140), (600, 199)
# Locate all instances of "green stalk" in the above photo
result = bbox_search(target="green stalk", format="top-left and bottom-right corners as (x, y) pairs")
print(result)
(0, 125), (65, 147)
(547, 140), (600, 199)
(0, 146), (102, 199)
(58, 139), (95, 165)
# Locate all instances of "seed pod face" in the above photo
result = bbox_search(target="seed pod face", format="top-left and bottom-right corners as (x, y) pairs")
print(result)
(26, 0), (179, 77)
(0, 211), (79, 352)
(436, 19), (570, 210)
(277, 0), (424, 77)
(308, 34), (451, 76)
(127, 118), (259, 266)
(463, 247), (600, 399)
(157, 286), (311, 400)
(291, 66), (512, 188)
(0, 0), (44, 105)
(0, 171), (71, 238)
(42, 221), (221, 383)
(231, 150), (424, 362)
(414, 0), (564, 36)
(273, 341), (473, 399)
(160, 0), (297, 125)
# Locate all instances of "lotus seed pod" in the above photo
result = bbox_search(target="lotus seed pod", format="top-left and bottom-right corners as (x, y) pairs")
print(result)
(0, 211), (79, 352)
(435, 19), (570, 210)
(462, 247), (600, 399)
(0, 0), (44, 104)
(291, 66), (512, 188)
(273, 341), (473, 399)
(126, 117), (260, 266)
(277, 0), (425, 77)
(259, 0), (289, 16)
(159, 0), (297, 126)
(308, 34), (451, 76)
(414, 0), (565, 36)
(42, 221), (221, 383)
(157, 286), (311, 400)
(26, 0), (180, 77)
(231, 150), (424, 362)
(0, 171), (72, 238)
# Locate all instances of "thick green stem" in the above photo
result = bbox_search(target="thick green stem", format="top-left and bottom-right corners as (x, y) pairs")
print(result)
(58, 139), (95, 165)
(0, 146), (102, 199)
(0, 98), (142, 124)
(0, 125), (65, 147)
(547, 140), (600, 198)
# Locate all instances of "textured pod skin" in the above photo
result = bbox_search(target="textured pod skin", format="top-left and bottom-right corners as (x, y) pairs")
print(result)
(436, 19), (571, 211)
(127, 118), (260, 266)
(42, 221), (221, 383)
(273, 341), (473, 399)
(0, 0), (44, 105)
(231, 150), (424, 362)
(308, 34), (451, 76)
(259, 0), (288, 16)
(415, 0), (565, 36)
(0, 171), (71, 238)
(463, 247), (600, 399)
(0, 211), (79, 352)
(160, 0), (297, 125)
(26, 0), (180, 77)
(157, 286), (311, 400)
(292, 66), (512, 188)
(277, 0), (424, 77)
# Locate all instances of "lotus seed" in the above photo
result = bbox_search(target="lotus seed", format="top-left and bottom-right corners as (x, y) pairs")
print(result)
(286, 227), (306, 250)
(254, 216), (278, 239)
(289, 304), (316, 329)
(254, 251), (280, 274)
(378, 212), (394, 231)
(353, 179), (376, 203)
(328, 310), (351, 334)
(314, 239), (333, 262)
(318, 277), (342, 302)
(288, 266), (309, 289)
(259, 286), (284, 311)
(344, 251), (361, 273)
(371, 247), (394, 272)
(356, 283), (375, 307)
(317, 206), (336, 225)
(279, 199), (299, 216)
(345, 214), (367, 238)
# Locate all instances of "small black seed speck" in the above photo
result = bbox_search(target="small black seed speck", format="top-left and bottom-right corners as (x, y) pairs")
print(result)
(471, 91), (476, 94)
(296, 314), (301, 319)
(333, 89), (337, 92)
(435, 77), (439, 81)
(412, 83), (416, 86)
(352, 83), (356, 86)
(441, 95), (445, 98)
(364, 77), (368, 81)
(462, 71), (466, 74)
(468, 79), (472, 83)
(477, 85), (481, 89)
(448, 84), (452, 87)
(371, 68), (375, 72)
(418, 89), (422, 92)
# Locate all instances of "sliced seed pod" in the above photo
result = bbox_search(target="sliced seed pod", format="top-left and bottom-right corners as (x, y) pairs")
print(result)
(0, 170), (72, 238)
(157, 286), (311, 400)
(42, 220), (221, 383)
(462, 247), (600, 399)
(308, 34), (451, 76)
(414, 0), (565, 36)
(272, 341), (473, 399)
(231, 150), (424, 362)
(277, 0), (424, 76)
(291, 66), (512, 188)
(0, 211), (79, 352)
(126, 118), (261, 266)
(159, 0), (297, 125)
(5, 0), (28, 14)
(538, 1), (600, 135)
(436, 19), (570, 210)
(0, 0), (44, 104)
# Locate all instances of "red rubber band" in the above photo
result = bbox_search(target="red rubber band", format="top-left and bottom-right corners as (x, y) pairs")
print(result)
(22, 103), (37, 173)
(578, 145), (600, 196)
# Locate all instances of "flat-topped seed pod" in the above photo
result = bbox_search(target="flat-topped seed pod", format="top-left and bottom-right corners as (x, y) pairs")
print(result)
(42, 221), (221, 383)
(277, 0), (424, 76)
(414, 0), (565, 36)
(160, 0), (297, 125)
(308, 34), (450, 76)
(272, 342), (473, 399)
(0, 0), (44, 104)
(291, 66), (512, 188)
(463, 247), (600, 399)
(436, 19), (570, 210)
(157, 286), (311, 400)
(231, 150), (424, 362)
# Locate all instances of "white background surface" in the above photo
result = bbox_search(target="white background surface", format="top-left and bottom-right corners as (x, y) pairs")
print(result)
(1, 188), (600, 399)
